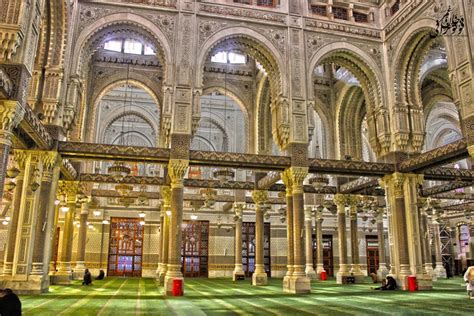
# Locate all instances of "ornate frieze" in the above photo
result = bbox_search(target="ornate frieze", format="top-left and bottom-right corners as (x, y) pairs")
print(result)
(308, 158), (394, 176)
(199, 3), (287, 26)
(304, 18), (381, 39)
(384, 0), (426, 36)
(398, 138), (468, 172)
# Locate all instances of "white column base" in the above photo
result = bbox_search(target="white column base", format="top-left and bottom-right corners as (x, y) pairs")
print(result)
(0, 275), (50, 294)
(164, 264), (184, 296)
(424, 263), (436, 281)
(305, 264), (317, 280)
(336, 264), (350, 284)
(394, 264), (412, 290)
(434, 262), (447, 278)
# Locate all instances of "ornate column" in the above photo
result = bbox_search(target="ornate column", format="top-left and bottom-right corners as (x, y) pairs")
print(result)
(54, 181), (78, 285)
(315, 212), (325, 277)
(233, 203), (245, 281)
(158, 186), (171, 285)
(156, 203), (165, 279)
(375, 209), (389, 281)
(432, 215), (447, 278)
(381, 173), (411, 288)
(0, 101), (24, 202)
(31, 152), (59, 282)
(348, 196), (364, 282)
(334, 194), (349, 284)
(280, 169), (294, 290)
(164, 160), (188, 296)
(287, 167), (311, 294)
(419, 206), (435, 279)
(1, 150), (27, 277)
(251, 190), (268, 286)
(74, 202), (89, 277)
(304, 207), (316, 280)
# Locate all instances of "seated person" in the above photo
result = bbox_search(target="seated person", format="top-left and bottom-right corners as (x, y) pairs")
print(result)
(463, 266), (474, 299)
(373, 276), (397, 291)
(0, 288), (22, 316)
(96, 269), (105, 280)
(82, 268), (92, 286)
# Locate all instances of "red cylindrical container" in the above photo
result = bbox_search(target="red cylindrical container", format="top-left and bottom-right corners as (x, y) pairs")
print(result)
(407, 275), (417, 292)
(172, 279), (183, 296)
(320, 271), (327, 281)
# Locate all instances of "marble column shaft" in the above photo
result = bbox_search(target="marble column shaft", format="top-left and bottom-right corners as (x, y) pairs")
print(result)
(233, 205), (245, 280)
(0, 143), (10, 202)
(255, 205), (265, 274)
(350, 210), (360, 267)
(336, 201), (348, 272)
(292, 188), (305, 276)
(433, 221), (443, 263)
(59, 202), (76, 270)
(304, 210), (315, 276)
(377, 219), (386, 266)
(167, 186), (184, 275)
(286, 193), (294, 277)
(315, 217), (325, 274)
(76, 208), (89, 264)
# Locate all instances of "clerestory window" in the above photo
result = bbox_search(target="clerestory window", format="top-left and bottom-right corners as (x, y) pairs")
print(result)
(103, 39), (156, 56)
(211, 52), (247, 64)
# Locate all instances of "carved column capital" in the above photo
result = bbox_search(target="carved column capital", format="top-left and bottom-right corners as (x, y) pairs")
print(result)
(0, 100), (24, 145)
(251, 190), (268, 206)
(280, 169), (293, 196)
(382, 172), (406, 198)
(334, 194), (347, 208)
(288, 166), (308, 194)
(59, 180), (80, 204)
(160, 186), (171, 208)
(168, 159), (189, 189)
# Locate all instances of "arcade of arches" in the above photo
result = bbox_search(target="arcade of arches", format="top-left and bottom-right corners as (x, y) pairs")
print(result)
(0, 0), (473, 310)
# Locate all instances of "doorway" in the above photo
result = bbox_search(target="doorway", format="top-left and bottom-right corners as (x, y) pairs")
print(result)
(365, 235), (379, 275)
(181, 220), (209, 277)
(107, 217), (144, 277)
(242, 222), (271, 277)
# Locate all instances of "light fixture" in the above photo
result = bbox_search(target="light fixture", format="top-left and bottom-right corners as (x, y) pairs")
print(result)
(30, 168), (41, 192)
(309, 174), (329, 189)
(190, 214), (198, 220)
(60, 205), (69, 213)
(166, 210), (171, 216)
(138, 212), (146, 218)
(76, 224), (81, 228)
(118, 197), (135, 208)
(108, 162), (131, 182)
(93, 210), (102, 217)
(2, 221), (8, 226)
(54, 199), (60, 205)
(139, 220), (145, 226)
(102, 219), (110, 225)
(212, 168), (235, 183)
(5, 216), (10, 221)
(88, 224), (93, 229)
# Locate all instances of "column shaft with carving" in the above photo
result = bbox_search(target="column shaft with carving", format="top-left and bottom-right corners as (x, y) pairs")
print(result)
(31, 152), (59, 280)
(335, 194), (349, 284)
(1, 150), (26, 277)
(164, 160), (188, 296)
(156, 204), (165, 279)
(251, 190), (268, 286)
(419, 209), (434, 279)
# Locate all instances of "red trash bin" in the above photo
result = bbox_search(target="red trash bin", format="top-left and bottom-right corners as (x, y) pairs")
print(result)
(407, 275), (417, 292)
(172, 279), (183, 296)
(320, 271), (327, 281)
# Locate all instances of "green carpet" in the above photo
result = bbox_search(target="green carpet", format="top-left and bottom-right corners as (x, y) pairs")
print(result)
(20, 277), (473, 315)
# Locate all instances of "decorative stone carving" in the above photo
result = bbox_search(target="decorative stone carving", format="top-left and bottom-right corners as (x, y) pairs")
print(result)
(199, 3), (287, 25)
(0, 100), (25, 145)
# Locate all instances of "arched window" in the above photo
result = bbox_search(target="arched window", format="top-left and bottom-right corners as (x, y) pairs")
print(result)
(211, 52), (247, 64)
(103, 39), (156, 56)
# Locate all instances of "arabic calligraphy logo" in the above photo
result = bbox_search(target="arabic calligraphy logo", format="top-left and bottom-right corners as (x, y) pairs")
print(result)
(431, 6), (465, 38)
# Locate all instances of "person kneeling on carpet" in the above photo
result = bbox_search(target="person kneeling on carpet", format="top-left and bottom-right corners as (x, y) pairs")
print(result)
(82, 268), (92, 286)
(0, 288), (22, 316)
(463, 265), (474, 299)
(373, 276), (397, 291)
(96, 269), (105, 280)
